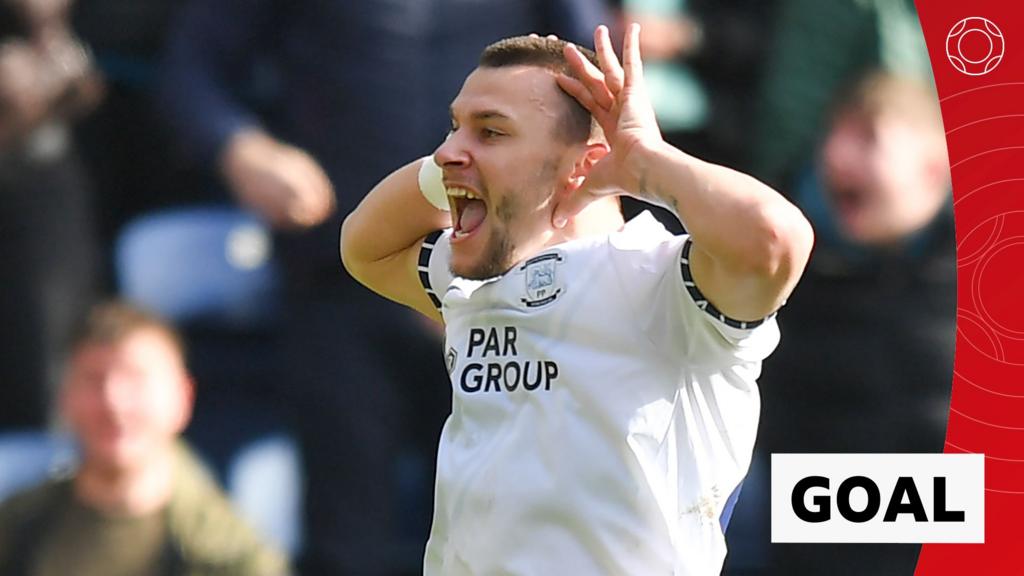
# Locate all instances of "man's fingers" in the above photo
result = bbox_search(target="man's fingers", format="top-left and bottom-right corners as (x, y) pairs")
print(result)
(291, 149), (335, 215)
(564, 43), (614, 111)
(622, 22), (644, 87)
(272, 154), (335, 227)
(556, 75), (614, 134)
(552, 188), (591, 229)
(300, 171), (336, 224)
(594, 25), (624, 95)
(253, 188), (292, 228)
(556, 75), (608, 122)
(552, 175), (609, 229)
(556, 74), (597, 111)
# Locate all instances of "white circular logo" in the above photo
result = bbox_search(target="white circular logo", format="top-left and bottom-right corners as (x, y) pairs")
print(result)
(947, 17), (1004, 76)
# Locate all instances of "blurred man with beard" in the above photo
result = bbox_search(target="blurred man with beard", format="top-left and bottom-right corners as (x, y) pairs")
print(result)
(0, 302), (287, 576)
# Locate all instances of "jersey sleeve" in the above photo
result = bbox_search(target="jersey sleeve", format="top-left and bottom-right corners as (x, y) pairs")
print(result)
(611, 229), (780, 368)
(417, 229), (454, 315)
(675, 236), (781, 362)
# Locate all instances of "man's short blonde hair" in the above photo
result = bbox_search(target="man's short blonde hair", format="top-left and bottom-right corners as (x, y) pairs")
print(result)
(832, 71), (944, 137)
(69, 300), (185, 360)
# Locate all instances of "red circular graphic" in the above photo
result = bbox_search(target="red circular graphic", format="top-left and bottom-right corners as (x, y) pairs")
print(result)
(976, 238), (1024, 337)
(957, 214), (1002, 267)
(958, 310), (1004, 361)
(946, 17), (1005, 76)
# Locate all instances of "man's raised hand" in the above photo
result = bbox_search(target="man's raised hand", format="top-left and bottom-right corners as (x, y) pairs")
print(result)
(555, 24), (664, 226)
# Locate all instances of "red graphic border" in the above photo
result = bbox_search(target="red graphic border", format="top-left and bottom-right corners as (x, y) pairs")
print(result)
(916, 2), (1024, 574)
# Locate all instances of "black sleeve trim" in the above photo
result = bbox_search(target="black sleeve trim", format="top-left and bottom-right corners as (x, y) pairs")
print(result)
(419, 230), (444, 312)
(680, 237), (775, 330)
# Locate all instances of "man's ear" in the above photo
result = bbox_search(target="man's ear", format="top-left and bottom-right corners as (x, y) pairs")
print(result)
(567, 142), (610, 193)
(552, 142), (610, 229)
(173, 373), (196, 434)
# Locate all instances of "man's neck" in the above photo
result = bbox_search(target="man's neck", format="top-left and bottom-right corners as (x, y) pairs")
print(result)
(74, 446), (177, 516)
(548, 197), (625, 247)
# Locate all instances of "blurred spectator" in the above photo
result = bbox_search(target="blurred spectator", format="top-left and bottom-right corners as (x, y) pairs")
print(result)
(0, 0), (101, 146)
(157, 1), (608, 574)
(70, 0), (214, 278)
(750, 0), (932, 189)
(751, 71), (953, 575)
(0, 301), (288, 575)
(815, 73), (950, 252)
(0, 0), (103, 430)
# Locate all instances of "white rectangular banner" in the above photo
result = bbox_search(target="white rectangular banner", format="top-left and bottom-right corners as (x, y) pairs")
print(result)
(771, 453), (984, 543)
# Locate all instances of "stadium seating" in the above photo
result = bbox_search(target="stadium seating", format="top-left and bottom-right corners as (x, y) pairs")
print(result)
(0, 431), (77, 502)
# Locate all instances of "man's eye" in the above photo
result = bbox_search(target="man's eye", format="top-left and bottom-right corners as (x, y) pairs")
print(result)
(481, 128), (504, 139)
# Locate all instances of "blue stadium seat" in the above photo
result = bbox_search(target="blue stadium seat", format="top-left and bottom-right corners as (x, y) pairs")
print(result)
(228, 433), (303, 556)
(114, 206), (281, 328)
(0, 431), (78, 503)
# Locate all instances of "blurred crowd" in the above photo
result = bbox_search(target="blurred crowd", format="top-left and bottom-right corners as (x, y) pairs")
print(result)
(0, 0), (951, 575)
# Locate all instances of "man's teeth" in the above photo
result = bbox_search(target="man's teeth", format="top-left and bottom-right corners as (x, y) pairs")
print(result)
(446, 187), (479, 200)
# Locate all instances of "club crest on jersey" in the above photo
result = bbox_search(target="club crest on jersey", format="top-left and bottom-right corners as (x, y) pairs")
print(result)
(519, 253), (563, 308)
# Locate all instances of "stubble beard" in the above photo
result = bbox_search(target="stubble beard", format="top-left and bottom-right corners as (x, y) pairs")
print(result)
(451, 191), (521, 280)
(451, 160), (561, 280)
(456, 232), (516, 280)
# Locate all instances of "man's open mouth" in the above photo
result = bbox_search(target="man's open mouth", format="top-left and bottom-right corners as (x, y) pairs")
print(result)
(830, 187), (868, 219)
(448, 187), (487, 240)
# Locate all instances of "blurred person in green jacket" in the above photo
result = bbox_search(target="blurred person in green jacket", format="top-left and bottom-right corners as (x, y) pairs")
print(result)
(0, 301), (288, 576)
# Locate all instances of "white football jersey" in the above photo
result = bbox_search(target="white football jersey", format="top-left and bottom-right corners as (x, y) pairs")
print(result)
(418, 212), (780, 576)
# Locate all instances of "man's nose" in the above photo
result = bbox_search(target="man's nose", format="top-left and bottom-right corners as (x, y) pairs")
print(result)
(433, 130), (470, 169)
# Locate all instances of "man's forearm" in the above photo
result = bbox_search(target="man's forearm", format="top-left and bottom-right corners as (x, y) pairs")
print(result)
(341, 158), (452, 276)
(626, 139), (812, 281)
